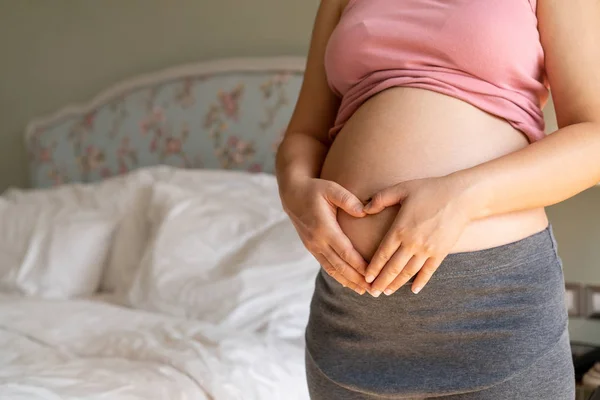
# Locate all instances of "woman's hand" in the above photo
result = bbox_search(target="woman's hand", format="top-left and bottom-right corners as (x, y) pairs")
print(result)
(362, 175), (476, 297)
(280, 177), (371, 295)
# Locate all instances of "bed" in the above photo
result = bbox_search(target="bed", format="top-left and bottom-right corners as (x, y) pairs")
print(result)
(0, 56), (315, 400)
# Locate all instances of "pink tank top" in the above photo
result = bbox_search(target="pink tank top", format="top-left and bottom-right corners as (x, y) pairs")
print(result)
(325, 0), (550, 143)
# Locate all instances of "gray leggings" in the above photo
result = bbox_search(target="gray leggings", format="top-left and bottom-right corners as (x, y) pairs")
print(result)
(305, 224), (576, 399)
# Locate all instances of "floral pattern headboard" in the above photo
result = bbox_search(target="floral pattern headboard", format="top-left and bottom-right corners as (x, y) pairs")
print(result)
(25, 57), (306, 188)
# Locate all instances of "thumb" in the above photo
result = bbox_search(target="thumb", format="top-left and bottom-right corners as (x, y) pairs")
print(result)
(363, 183), (409, 214)
(326, 184), (366, 218)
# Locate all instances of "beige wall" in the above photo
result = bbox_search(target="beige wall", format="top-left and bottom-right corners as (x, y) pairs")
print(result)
(1, 0), (599, 341)
(0, 0), (318, 190)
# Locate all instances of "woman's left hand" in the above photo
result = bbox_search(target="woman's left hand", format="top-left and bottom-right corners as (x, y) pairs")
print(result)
(362, 174), (478, 297)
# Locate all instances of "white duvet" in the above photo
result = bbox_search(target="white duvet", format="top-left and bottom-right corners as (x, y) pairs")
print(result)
(0, 292), (311, 400)
(0, 167), (320, 400)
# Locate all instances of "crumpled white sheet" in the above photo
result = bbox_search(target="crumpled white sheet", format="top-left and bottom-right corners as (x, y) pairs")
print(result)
(0, 293), (311, 400)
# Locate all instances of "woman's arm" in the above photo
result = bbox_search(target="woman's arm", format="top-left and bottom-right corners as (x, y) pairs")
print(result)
(275, 0), (340, 188)
(450, 0), (600, 220)
(276, 0), (371, 294)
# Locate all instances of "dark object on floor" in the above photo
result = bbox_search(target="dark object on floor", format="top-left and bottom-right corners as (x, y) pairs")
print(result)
(572, 342), (600, 382)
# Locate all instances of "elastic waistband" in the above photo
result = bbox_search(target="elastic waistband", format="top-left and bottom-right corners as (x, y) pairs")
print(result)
(427, 223), (557, 280)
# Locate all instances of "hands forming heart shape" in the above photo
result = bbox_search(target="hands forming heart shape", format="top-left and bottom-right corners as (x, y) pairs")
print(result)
(359, 175), (476, 297)
(282, 173), (478, 297)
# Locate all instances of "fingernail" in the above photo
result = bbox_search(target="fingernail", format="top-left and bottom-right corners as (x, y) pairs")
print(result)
(355, 288), (365, 295)
(412, 286), (422, 294)
(365, 275), (375, 283)
(384, 289), (393, 296)
(371, 290), (381, 297)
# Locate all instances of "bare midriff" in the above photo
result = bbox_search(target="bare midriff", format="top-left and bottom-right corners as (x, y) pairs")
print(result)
(320, 87), (549, 261)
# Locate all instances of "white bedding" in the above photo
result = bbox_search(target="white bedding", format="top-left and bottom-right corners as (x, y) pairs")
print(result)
(0, 167), (318, 400)
(0, 292), (311, 400)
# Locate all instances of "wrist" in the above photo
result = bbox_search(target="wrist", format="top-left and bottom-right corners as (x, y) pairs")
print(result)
(446, 169), (492, 221)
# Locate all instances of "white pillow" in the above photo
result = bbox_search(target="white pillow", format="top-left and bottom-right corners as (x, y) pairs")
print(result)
(2, 166), (290, 295)
(126, 180), (319, 330)
(0, 199), (118, 298)
(2, 166), (172, 293)
(103, 168), (284, 294)
(101, 184), (154, 294)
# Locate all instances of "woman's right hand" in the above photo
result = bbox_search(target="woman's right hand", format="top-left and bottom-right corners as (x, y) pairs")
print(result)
(280, 177), (370, 295)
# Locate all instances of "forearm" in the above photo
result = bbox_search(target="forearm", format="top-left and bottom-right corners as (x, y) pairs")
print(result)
(275, 132), (330, 194)
(451, 122), (600, 220)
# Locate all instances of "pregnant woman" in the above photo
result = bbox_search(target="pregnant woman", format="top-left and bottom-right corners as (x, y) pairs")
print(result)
(275, 1), (600, 399)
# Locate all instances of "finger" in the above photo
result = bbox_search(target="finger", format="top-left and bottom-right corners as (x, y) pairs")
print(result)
(328, 230), (368, 275)
(325, 183), (366, 218)
(383, 254), (430, 296)
(369, 245), (415, 297)
(323, 247), (370, 292)
(363, 184), (409, 214)
(410, 256), (445, 295)
(364, 227), (403, 284)
(314, 253), (365, 295)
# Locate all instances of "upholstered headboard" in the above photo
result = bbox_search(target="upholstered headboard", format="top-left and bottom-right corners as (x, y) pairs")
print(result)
(24, 57), (306, 188)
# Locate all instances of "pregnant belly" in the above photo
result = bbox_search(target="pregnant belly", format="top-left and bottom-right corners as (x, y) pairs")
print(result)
(320, 87), (549, 261)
